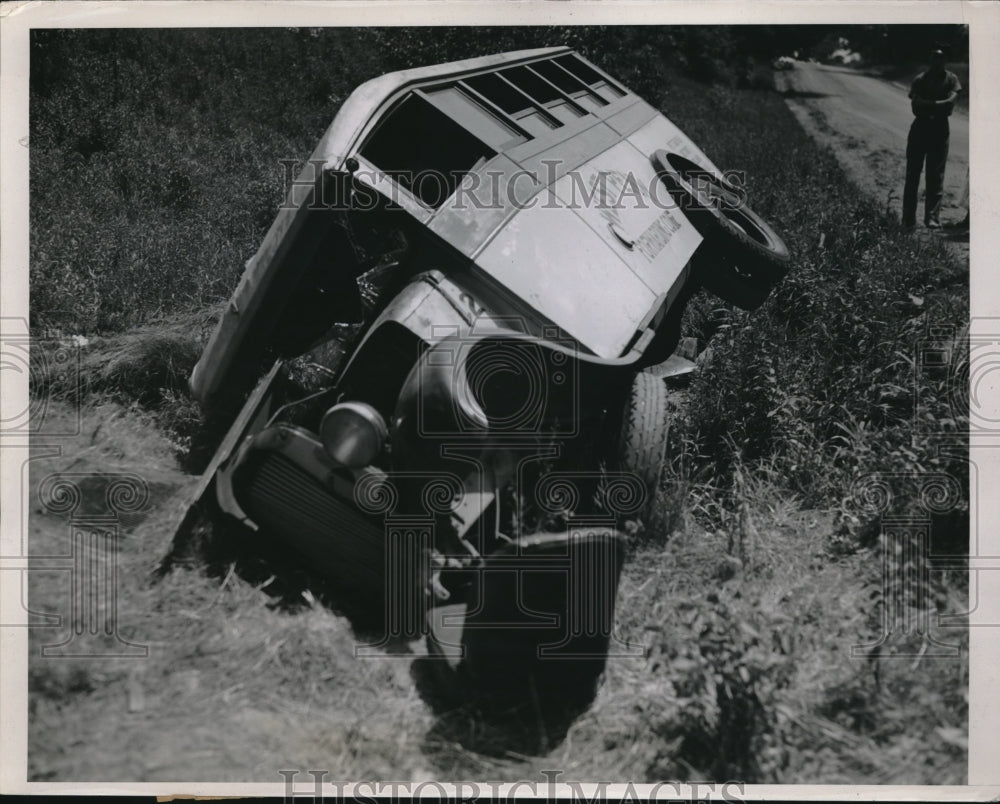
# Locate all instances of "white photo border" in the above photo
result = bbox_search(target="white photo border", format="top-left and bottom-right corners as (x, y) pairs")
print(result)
(1, 1), (997, 798)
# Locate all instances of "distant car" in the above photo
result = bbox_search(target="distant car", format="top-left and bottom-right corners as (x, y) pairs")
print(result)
(829, 49), (861, 66)
(182, 47), (790, 700)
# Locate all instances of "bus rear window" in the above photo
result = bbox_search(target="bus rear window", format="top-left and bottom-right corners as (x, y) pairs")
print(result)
(360, 94), (496, 208)
(554, 54), (627, 102)
(533, 59), (608, 111)
(464, 72), (561, 137)
(423, 85), (527, 150)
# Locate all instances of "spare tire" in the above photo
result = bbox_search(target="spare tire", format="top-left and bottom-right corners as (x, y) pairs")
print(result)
(652, 150), (791, 285)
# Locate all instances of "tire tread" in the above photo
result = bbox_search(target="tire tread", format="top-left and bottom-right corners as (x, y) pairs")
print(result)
(616, 371), (670, 503)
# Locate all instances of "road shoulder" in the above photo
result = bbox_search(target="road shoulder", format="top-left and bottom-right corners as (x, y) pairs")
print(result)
(775, 69), (969, 264)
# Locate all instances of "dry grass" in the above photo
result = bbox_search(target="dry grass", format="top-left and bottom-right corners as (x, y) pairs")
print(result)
(26, 383), (967, 785)
(28, 402), (437, 781)
(43, 310), (217, 403)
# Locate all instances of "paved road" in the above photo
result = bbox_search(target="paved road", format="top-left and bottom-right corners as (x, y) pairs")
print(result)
(780, 61), (969, 224)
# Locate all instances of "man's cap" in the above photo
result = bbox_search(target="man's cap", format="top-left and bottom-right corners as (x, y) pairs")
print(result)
(931, 46), (946, 57)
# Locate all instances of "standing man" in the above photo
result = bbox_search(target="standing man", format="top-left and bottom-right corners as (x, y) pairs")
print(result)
(902, 47), (962, 229)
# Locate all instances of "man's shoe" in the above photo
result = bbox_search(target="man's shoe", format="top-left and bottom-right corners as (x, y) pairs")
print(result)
(926, 220), (941, 229)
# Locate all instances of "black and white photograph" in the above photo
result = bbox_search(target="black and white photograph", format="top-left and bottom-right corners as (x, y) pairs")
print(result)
(1, 1), (997, 797)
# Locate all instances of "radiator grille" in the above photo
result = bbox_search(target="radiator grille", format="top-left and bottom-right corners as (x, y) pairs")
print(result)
(237, 452), (386, 593)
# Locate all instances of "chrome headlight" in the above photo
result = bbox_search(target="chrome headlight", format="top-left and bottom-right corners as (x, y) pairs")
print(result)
(319, 401), (388, 468)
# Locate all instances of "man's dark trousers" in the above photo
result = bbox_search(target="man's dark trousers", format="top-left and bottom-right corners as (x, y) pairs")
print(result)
(902, 117), (950, 226)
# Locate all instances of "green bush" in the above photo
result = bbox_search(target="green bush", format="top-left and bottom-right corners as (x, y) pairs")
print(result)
(650, 72), (968, 546)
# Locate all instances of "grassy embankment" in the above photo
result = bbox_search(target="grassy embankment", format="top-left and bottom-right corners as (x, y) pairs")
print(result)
(27, 29), (968, 783)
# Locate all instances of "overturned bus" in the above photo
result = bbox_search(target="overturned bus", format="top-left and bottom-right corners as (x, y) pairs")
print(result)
(182, 47), (790, 702)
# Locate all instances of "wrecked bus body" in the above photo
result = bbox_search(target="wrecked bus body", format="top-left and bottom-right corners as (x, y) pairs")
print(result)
(183, 47), (790, 702)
